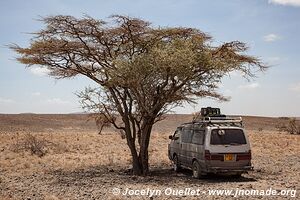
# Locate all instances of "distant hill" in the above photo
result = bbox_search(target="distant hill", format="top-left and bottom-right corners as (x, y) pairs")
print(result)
(1, 113), (298, 133)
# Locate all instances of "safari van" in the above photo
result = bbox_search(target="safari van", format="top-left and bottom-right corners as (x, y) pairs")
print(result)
(168, 107), (253, 178)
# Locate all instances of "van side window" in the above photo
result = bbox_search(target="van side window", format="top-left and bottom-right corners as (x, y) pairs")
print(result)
(181, 128), (193, 143)
(192, 130), (205, 145)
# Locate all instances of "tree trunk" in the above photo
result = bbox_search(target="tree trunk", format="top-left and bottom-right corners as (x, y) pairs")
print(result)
(132, 152), (142, 175)
(129, 142), (149, 176)
(124, 128), (142, 175)
(139, 146), (149, 175)
(138, 118), (155, 175)
(124, 117), (155, 176)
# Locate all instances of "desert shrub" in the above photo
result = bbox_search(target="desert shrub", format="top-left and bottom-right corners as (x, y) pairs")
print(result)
(258, 127), (263, 132)
(287, 118), (300, 134)
(276, 118), (300, 135)
(10, 133), (67, 157)
(11, 133), (48, 157)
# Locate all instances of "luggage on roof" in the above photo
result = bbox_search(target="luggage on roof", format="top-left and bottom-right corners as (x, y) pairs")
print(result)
(192, 107), (243, 127)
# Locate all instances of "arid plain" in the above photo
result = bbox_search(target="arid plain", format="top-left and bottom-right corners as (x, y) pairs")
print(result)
(0, 114), (299, 199)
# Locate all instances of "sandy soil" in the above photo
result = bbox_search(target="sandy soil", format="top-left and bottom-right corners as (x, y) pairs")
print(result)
(0, 114), (299, 199)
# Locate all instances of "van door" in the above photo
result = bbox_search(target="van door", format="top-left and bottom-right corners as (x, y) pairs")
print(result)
(171, 129), (182, 162)
(180, 127), (193, 165)
(189, 129), (206, 167)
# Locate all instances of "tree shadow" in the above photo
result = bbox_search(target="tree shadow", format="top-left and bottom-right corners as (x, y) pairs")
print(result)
(49, 165), (257, 188)
(51, 165), (112, 186)
(149, 167), (257, 183)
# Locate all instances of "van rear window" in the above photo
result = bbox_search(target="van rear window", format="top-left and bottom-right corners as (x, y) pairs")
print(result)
(210, 129), (246, 145)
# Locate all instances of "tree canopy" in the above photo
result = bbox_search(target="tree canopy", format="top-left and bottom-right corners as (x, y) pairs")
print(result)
(11, 15), (266, 175)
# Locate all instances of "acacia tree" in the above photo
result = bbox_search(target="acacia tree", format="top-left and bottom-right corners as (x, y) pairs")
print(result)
(11, 15), (266, 175)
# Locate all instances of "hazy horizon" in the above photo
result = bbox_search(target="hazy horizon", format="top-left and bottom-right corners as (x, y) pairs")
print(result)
(0, 112), (299, 118)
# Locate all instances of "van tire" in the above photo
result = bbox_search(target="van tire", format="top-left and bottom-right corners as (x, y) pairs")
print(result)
(173, 155), (181, 172)
(192, 160), (202, 179)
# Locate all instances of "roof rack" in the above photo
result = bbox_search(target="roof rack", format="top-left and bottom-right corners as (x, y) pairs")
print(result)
(184, 107), (244, 128)
(195, 116), (242, 123)
(185, 116), (244, 127)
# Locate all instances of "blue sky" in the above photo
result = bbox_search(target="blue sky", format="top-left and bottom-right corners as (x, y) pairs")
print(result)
(0, 0), (299, 116)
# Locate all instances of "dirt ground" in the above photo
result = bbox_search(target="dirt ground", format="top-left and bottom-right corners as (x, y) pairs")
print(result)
(0, 114), (299, 199)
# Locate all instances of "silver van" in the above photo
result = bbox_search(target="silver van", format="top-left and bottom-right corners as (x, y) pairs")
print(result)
(168, 108), (253, 178)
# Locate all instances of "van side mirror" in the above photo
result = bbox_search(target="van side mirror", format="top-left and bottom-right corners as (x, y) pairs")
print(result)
(169, 135), (173, 140)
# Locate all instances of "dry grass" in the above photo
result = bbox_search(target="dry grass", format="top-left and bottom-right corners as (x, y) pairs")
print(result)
(0, 114), (299, 199)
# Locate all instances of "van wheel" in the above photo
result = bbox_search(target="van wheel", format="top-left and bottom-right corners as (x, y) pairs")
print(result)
(173, 155), (181, 172)
(192, 160), (201, 179)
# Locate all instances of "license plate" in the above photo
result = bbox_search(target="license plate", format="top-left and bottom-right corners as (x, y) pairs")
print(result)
(224, 154), (234, 161)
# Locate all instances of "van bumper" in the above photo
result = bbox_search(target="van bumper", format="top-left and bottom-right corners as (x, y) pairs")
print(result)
(206, 166), (254, 174)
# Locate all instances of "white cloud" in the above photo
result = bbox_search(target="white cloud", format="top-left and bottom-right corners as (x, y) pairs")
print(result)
(46, 98), (70, 105)
(0, 97), (15, 103)
(263, 34), (280, 42)
(29, 67), (50, 77)
(268, 0), (300, 7)
(289, 82), (300, 92)
(238, 83), (260, 89)
(32, 92), (41, 96)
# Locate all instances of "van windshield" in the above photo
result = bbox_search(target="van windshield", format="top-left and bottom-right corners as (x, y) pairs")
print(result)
(210, 129), (246, 145)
